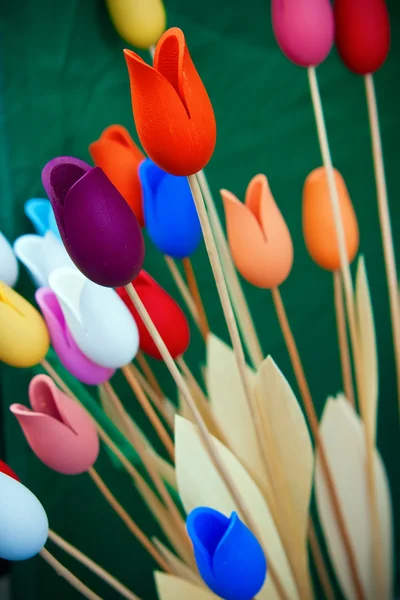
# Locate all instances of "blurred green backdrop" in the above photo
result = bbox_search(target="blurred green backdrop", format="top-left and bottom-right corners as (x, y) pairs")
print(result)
(0, 0), (399, 598)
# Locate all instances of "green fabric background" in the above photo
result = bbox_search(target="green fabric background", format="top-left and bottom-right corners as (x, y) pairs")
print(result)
(0, 1), (399, 598)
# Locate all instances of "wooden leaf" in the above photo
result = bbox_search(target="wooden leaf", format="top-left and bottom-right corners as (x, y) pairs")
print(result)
(155, 573), (217, 600)
(355, 256), (378, 442)
(315, 395), (393, 600)
(206, 334), (267, 486)
(175, 415), (299, 600)
(152, 539), (201, 585)
(254, 356), (314, 598)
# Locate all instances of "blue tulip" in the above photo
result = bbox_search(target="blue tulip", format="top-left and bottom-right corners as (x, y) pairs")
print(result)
(0, 472), (48, 561)
(186, 507), (267, 600)
(24, 198), (61, 239)
(140, 159), (202, 259)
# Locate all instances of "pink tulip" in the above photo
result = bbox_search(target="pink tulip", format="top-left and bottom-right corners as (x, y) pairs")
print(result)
(11, 375), (99, 475)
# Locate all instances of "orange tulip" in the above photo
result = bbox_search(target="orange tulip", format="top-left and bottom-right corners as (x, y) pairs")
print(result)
(124, 27), (216, 176)
(221, 175), (294, 289)
(89, 125), (145, 225)
(302, 167), (359, 271)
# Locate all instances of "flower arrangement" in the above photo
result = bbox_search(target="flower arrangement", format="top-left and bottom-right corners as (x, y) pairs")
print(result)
(0, 1), (397, 600)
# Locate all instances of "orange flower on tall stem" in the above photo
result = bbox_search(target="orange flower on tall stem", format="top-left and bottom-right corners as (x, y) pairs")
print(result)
(124, 27), (216, 176)
(221, 174), (294, 289)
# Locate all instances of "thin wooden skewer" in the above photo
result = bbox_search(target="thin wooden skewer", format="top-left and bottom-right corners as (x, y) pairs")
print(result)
(308, 520), (335, 600)
(182, 257), (210, 341)
(40, 548), (104, 600)
(88, 467), (170, 572)
(123, 283), (290, 600)
(129, 364), (175, 430)
(186, 174), (273, 499)
(165, 255), (201, 329)
(365, 73), (400, 413)
(136, 351), (164, 400)
(333, 271), (356, 407)
(271, 286), (365, 600)
(196, 169), (264, 368)
(47, 529), (140, 600)
(308, 66), (381, 598)
(101, 381), (189, 554)
(121, 365), (175, 460)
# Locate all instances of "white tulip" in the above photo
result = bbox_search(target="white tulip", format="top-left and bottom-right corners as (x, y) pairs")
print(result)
(0, 231), (19, 287)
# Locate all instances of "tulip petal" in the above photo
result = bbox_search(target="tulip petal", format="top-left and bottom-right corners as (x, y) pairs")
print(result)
(36, 288), (114, 385)
(49, 267), (139, 368)
(0, 460), (20, 481)
(11, 374), (99, 475)
(89, 125), (145, 225)
(141, 159), (202, 258)
(0, 283), (50, 367)
(0, 473), (48, 561)
(117, 270), (190, 359)
(125, 28), (216, 176)
(0, 231), (18, 287)
(271, 0), (334, 67)
(106, 0), (166, 49)
(24, 198), (61, 239)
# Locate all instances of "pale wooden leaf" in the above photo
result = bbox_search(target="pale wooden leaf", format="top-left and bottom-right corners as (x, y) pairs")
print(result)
(356, 256), (378, 442)
(315, 395), (393, 600)
(152, 539), (201, 585)
(155, 573), (217, 600)
(175, 415), (299, 600)
(206, 334), (267, 486)
(254, 356), (314, 599)
(177, 376), (224, 442)
(148, 450), (177, 490)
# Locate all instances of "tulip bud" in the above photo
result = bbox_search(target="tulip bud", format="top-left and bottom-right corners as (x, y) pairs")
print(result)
(302, 167), (359, 271)
(125, 28), (216, 176)
(11, 375), (99, 475)
(140, 159), (202, 258)
(222, 174), (293, 289)
(14, 232), (74, 288)
(89, 125), (145, 225)
(117, 270), (190, 359)
(106, 0), (166, 49)
(0, 231), (18, 287)
(0, 283), (50, 367)
(187, 507), (267, 600)
(334, 0), (390, 75)
(0, 472), (48, 561)
(0, 459), (20, 481)
(271, 0), (334, 67)
(24, 198), (60, 239)
(49, 267), (139, 369)
(41, 156), (145, 287)
(36, 288), (115, 385)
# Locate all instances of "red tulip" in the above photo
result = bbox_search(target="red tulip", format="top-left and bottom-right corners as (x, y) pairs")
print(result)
(117, 270), (190, 359)
(11, 375), (99, 475)
(0, 460), (20, 482)
(124, 27), (216, 176)
(89, 125), (145, 226)
(334, 0), (390, 75)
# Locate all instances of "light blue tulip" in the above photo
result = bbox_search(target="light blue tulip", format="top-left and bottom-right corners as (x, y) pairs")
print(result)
(24, 198), (61, 239)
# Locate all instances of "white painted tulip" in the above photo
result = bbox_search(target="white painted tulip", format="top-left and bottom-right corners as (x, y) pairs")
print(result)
(49, 267), (139, 369)
(14, 232), (74, 288)
(0, 231), (19, 287)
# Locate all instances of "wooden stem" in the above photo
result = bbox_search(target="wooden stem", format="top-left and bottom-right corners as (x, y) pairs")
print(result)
(123, 283), (290, 600)
(47, 529), (139, 600)
(333, 271), (356, 407)
(100, 381), (188, 553)
(121, 365), (175, 461)
(40, 548), (104, 600)
(88, 467), (170, 572)
(365, 74), (400, 414)
(182, 256), (210, 341)
(196, 169), (264, 368)
(136, 351), (164, 400)
(271, 287), (365, 600)
(129, 364), (175, 430)
(308, 520), (335, 600)
(165, 255), (201, 330)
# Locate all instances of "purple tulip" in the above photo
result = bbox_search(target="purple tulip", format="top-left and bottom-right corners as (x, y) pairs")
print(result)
(41, 157), (145, 287)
